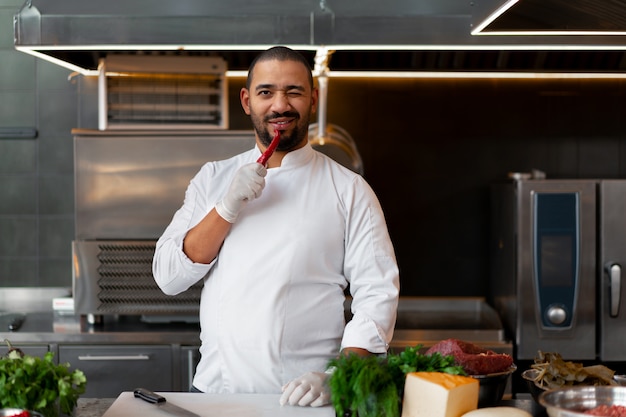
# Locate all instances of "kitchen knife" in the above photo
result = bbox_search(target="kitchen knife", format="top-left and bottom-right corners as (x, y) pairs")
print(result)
(134, 388), (202, 417)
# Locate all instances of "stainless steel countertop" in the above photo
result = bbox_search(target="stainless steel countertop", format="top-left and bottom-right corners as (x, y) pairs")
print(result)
(0, 312), (201, 345)
(0, 287), (200, 345)
(3, 313), (510, 348)
(1, 289), (512, 351)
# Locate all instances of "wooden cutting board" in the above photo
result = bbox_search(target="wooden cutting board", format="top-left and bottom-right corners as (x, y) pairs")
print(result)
(101, 392), (335, 417)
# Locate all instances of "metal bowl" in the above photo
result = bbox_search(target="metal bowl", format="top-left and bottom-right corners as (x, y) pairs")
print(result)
(471, 364), (517, 407)
(0, 410), (44, 417)
(522, 368), (626, 403)
(539, 386), (626, 417)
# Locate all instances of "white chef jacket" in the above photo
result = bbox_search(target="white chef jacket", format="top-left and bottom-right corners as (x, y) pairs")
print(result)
(153, 142), (399, 394)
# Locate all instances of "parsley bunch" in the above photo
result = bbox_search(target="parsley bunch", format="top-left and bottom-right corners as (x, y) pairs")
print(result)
(328, 345), (465, 417)
(0, 342), (87, 417)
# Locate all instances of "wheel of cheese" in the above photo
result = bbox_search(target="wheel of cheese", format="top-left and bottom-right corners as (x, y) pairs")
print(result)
(462, 406), (532, 417)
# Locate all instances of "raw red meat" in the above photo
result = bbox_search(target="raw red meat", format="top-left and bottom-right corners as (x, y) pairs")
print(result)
(425, 338), (514, 375)
(585, 405), (626, 416)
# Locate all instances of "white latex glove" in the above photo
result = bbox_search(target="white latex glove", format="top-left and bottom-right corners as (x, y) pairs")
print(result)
(279, 371), (331, 407)
(215, 162), (267, 223)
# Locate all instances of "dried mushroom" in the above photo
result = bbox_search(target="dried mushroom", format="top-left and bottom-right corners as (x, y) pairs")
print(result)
(529, 351), (616, 390)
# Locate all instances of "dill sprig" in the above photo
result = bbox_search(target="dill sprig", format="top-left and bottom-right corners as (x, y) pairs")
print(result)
(328, 345), (465, 417)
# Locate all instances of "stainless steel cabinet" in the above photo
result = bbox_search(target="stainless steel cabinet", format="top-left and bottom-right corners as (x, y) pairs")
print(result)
(180, 345), (200, 392)
(59, 345), (173, 397)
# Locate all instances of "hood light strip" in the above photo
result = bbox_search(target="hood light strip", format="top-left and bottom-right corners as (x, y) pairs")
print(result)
(16, 45), (626, 80)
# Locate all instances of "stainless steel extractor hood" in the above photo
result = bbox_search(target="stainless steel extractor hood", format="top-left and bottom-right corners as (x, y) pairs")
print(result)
(13, 0), (626, 75)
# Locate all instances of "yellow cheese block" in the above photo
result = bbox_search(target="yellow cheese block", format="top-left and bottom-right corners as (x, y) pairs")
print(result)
(401, 372), (479, 417)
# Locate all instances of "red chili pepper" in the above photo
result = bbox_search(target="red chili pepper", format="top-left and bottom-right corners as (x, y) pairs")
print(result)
(256, 130), (281, 166)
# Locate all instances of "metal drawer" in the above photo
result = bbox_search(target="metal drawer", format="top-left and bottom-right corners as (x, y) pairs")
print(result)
(59, 345), (173, 397)
(0, 344), (49, 358)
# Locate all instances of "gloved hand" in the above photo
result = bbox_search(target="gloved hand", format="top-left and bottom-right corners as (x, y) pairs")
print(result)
(279, 371), (331, 407)
(215, 162), (267, 223)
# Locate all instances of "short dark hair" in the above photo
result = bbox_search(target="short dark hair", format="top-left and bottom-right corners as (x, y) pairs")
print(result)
(246, 46), (314, 89)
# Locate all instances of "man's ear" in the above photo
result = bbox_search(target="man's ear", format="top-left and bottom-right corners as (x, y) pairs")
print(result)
(311, 87), (319, 114)
(240, 87), (251, 115)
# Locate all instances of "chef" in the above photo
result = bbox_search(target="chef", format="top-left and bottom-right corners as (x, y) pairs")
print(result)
(152, 46), (400, 407)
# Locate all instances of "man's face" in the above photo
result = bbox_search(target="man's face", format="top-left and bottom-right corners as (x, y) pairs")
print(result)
(240, 59), (317, 151)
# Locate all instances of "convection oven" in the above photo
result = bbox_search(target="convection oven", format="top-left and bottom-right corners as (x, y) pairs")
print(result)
(491, 178), (626, 363)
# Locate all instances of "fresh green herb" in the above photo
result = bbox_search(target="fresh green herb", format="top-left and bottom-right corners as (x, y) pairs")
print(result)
(328, 345), (465, 417)
(0, 340), (87, 417)
(329, 354), (399, 417)
(386, 345), (465, 399)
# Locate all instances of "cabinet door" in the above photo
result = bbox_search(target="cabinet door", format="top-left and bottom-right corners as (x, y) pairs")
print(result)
(0, 344), (49, 358)
(59, 345), (173, 397)
(180, 345), (200, 392)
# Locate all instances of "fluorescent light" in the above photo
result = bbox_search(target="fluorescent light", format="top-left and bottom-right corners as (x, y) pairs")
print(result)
(17, 44), (626, 80)
(17, 44), (319, 51)
(471, 0), (626, 36)
(475, 30), (626, 36)
(19, 42), (626, 55)
(229, 69), (626, 79)
(16, 44), (320, 76)
(226, 71), (248, 78)
(471, 0), (520, 35)
(16, 47), (99, 76)
(327, 44), (626, 51)
(325, 71), (626, 79)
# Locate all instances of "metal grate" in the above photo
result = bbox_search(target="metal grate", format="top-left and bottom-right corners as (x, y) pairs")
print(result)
(95, 243), (202, 314)
(98, 55), (228, 130)
(107, 73), (224, 127)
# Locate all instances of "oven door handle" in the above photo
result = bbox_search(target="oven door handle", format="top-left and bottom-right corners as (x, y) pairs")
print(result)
(607, 263), (621, 317)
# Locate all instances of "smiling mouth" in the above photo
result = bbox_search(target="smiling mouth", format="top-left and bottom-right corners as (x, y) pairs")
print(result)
(269, 119), (293, 131)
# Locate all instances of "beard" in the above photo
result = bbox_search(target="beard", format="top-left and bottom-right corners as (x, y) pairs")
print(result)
(251, 110), (311, 152)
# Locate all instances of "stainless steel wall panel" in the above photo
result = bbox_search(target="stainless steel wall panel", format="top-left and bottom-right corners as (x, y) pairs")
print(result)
(73, 131), (255, 240)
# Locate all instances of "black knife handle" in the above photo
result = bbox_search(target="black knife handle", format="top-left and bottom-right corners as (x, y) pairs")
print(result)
(134, 388), (166, 403)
